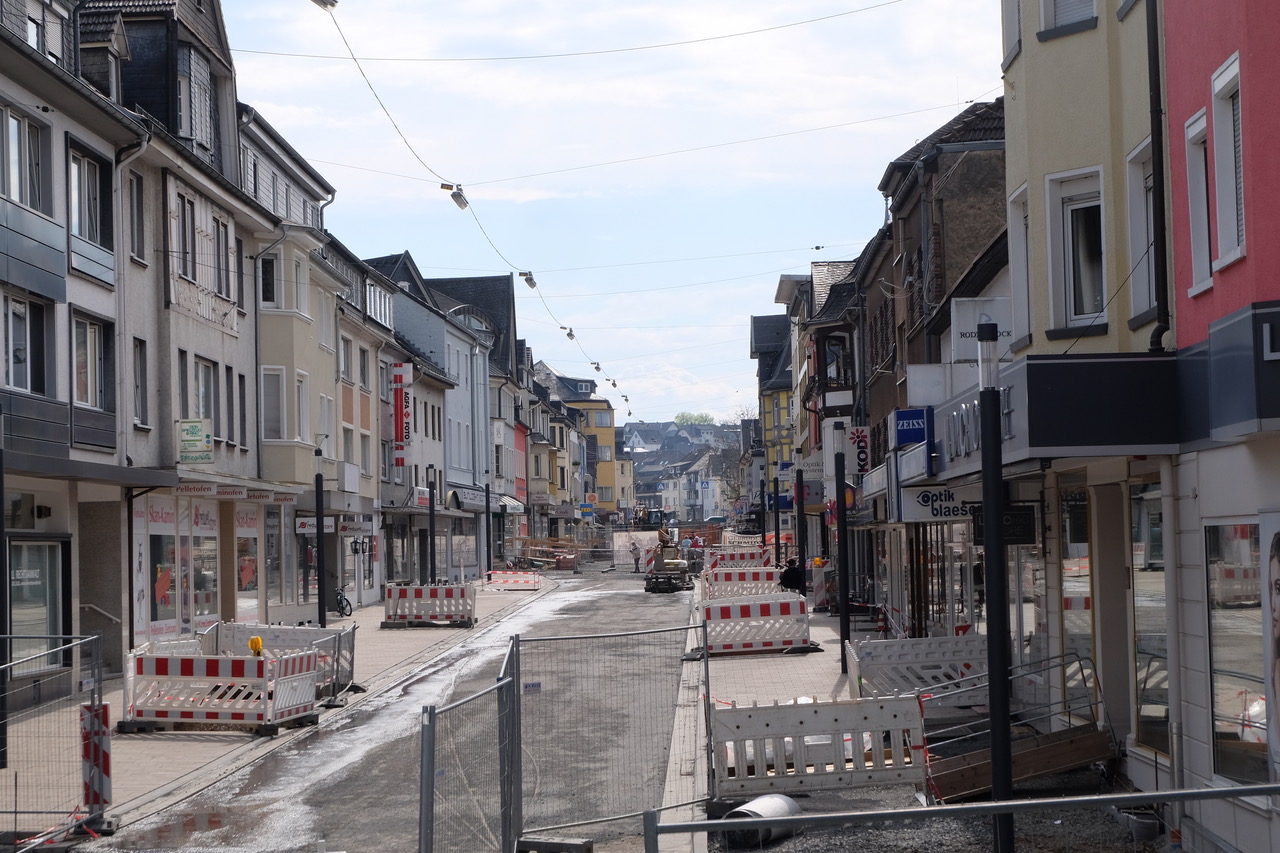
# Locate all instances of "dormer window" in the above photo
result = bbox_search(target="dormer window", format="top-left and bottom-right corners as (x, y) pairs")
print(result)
(177, 45), (214, 151)
(577, 382), (591, 393)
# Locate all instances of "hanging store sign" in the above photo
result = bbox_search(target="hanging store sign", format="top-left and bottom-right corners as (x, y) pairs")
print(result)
(177, 419), (213, 464)
(393, 363), (411, 467)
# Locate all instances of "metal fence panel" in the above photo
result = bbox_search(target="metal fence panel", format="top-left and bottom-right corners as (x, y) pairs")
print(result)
(0, 635), (104, 850)
(515, 625), (698, 838)
(422, 678), (515, 853)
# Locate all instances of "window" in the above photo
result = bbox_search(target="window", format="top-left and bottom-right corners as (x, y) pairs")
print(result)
(70, 150), (108, 246)
(494, 444), (503, 478)
(594, 410), (611, 428)
(3, 107), (46, 212)
(238, 374), (247, 447)
(343, 427), (354, 463)
(1048, 172), (1105, 326)
(599, 486), (613, 502)
(577, 382), (591, 393)
(339, 337), (353, 382)
(1049, 0), (1092, 28)
(214, 218), (231, 298)
(1130, 483), (1165, 755)
(225, 365), (235, 443)
(235, 237), (245, 308)
(1002, 0), (1021, 61)
(1184, 111), (1212, 294)
(194, 358), (215, 427)
(360, 433), (371, 475)
(380, 440), (391, 481)
(260, 255), (278, 306)
(319, 395), (335, 457)
(599, 445), (612, 461)
(378, 362), (390, 401)
(358, 347), (370, 389)
(318, 292), (334, 349)
(129, 172), (145, 260)
(1211, 54), (1244, 267)
(4, 294), (45, 394)
(261, 367), (284, 440)
(1126, 142), (1156, 316)
(24, 2), (64, 65)
(177, 45), (213, 149)
(1206, 522), (1264, 783)
(293, 258), (307, 313)
(74, 316), (105, 409)
(10, 542), (66, 676)
(295, 373), (308, 442)
(133, 338), (148, 424)
(177, 193), (196, 280)
(178, 349), (188, 418)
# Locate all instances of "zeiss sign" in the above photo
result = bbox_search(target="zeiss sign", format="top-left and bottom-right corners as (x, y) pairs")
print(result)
(891, 408), (929, 449)
(900, 486), (978, 522)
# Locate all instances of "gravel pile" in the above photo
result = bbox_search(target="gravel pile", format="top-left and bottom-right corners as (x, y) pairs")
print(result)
(708, 767), (1167, 853)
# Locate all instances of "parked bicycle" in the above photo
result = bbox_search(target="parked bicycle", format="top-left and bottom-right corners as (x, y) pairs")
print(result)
(334, 583), (353, 617)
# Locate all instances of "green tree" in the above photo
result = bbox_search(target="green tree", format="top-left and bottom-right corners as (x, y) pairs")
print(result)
(673, 411), (715, 425)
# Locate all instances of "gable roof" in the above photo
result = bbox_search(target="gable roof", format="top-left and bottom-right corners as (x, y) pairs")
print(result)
(878, 98), (1005, 195)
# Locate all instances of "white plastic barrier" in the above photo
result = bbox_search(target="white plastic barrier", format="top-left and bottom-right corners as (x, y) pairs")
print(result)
(712, 695), (925, 796)
(707, 549), (772, 570)
(199, 622), (357, 693)
(705, 568), (782, 599)
(703, 594), (810, 655)
(852, 634), (989, 707)
(384, 583), (475, 626)
(120, 649), (321, 734)
(486, 570), (541, 591)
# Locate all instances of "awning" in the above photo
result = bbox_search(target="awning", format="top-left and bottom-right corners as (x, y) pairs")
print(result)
(498, 495), (527, 514)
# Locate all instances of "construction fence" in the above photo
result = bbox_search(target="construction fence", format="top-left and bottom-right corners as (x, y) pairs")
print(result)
(0, 635), (108, 851)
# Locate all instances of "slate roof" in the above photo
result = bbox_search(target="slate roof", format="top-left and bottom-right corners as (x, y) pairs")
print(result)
(808, 227), (890, 325)
(84, 0), (233, 70)
(878, 98), (1004, 193)
(420, 275), (516, 378)
(79, 10), (126, 43)
(750, 315), (792, 393)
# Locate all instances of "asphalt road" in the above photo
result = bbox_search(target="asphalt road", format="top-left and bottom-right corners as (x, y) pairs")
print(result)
(79, 568), (696, 853)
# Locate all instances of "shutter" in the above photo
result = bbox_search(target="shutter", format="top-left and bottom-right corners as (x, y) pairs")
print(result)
(1053, 0), (1093, 27)
(1232, 90), (1244, 243)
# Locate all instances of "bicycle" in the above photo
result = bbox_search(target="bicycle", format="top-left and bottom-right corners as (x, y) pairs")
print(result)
(334, 583), (353, 617)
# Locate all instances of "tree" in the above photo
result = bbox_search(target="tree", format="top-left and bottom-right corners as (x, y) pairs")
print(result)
(673, 412), (715, 425)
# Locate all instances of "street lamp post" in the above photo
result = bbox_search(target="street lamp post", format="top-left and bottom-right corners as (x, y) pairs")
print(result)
(834, 425), (851, 675)
(315, 445), (327, 629)
(772, 475), (782, 566)
(427, 464), (437, 585)
(978, 321), (1014, 852)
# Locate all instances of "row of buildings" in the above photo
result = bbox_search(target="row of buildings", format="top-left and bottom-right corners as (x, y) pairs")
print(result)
(0, 0), (641, 679)
(751, 2), (1280, 850)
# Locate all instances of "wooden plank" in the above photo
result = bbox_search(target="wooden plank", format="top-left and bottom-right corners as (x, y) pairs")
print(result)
(927, 725), (1115, 802)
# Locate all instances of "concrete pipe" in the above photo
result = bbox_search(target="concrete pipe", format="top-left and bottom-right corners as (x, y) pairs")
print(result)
(723, 793), (803, 848)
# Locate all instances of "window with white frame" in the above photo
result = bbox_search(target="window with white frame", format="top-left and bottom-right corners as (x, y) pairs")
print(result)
(1184, 110), (1212, 294)
(293, 257), (307, 314)
(2, 106), (47, 213)
(360, 433), (371, 475)
(380, 440), (391, 481)
(358, 347), (369, 389)
(1048, 172), (1105, 326)
(1126, 140), (1157, 317)
(70, 149), (108, 247)
(319, 394), (335, 457)
(4, 293), (44, 394)
(74, 316), (106, 409)
(1002, 0), (1021, 60)
(129, 172), (145, 261)
(343, 427), (354, 463)
(133, 338), (148, 425)
(260, 254), (279, 307)
(1048, 0), (1093, 28)
(577, 382), (591, 393)
(194, 357), (216, 429)
(599, 445), (612, 461)
(214, 217), (231, 298)
(25, 0), (65, 65)
(177, 45), (213, 150)
(295, 372), (309, 442)
(318, 291), (334, 349)
(177, 192), (196, 280)
(225, 365), (234, 443)
(339, 337), (353, 382)
(599, 486), (613, 502)
(1211, 54), (1244, 267)
(594, 410), (611, 428)
(261, 367), (285, 440)
(378, 361), (390, 401)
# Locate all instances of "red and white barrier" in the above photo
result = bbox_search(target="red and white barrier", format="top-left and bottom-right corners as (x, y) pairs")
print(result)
(80, 703), (111, 810)
(121, 649), (320, 733)
(704, 568), (782, 599)
(199, 622), (357, 694)
(486, 570), (541, 591)
(707, 549), (773, 570)
(703, 593), (810, 655)
(384, 583), (475, 626)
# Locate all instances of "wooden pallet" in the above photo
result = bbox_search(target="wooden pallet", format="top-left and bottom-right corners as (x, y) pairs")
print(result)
(926, 722), (1116, 803)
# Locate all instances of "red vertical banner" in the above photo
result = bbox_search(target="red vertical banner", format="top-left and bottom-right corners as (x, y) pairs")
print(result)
(393, 363), (410, 466)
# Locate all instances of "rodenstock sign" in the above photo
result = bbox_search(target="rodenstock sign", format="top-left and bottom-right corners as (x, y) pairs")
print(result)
(900, 486), (979, 522)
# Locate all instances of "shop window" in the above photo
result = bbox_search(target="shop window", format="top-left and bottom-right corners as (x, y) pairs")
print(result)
(1130, 483), (1168, 755)
(10, 540), (67, 674)
(1206, 522), (1264, 783)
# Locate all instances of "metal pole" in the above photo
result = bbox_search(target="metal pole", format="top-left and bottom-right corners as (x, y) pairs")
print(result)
(759, 477), (767, 551)
(772, 476), (781, 566)
(315, 447), (327, 629)
(835, 443), (851, 675)
(419, 704), (437, 853)
(978, 322), (1013, 852)
(795, 469), (807, 588)
(484, 481), (492, 581)
(428, 478), (437, 585)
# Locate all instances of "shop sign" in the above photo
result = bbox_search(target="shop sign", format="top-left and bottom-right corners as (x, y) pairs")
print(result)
(850, 427), (870, 474)
(235, 504), (260, 537)
(452, 487), (487, 512)
(192, 499), (218, 533)
(393, 363), (411, 467)
(295, 517), (336, 534)
(529, 493), (552, 505)
(246, 490), (274, 502)
(217, 486), (248, 499)
(174, 482), (216, 496)
(890, 408), (929, 449)
(336, 520), (374, 535)
(901, 486), (979, 522)
(272, 493), (299, 505)
(415, 487), (432, 507)
(581, 503), (593, 517)
(177, 419), (212, 464)
(971, 503), (1038, 545)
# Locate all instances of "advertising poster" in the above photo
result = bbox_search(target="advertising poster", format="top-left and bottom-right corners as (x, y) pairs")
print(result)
(1262, 511), (1280, 783)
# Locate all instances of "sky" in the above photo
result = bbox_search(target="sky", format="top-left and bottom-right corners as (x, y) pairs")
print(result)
(222, 0), (1004, 426)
